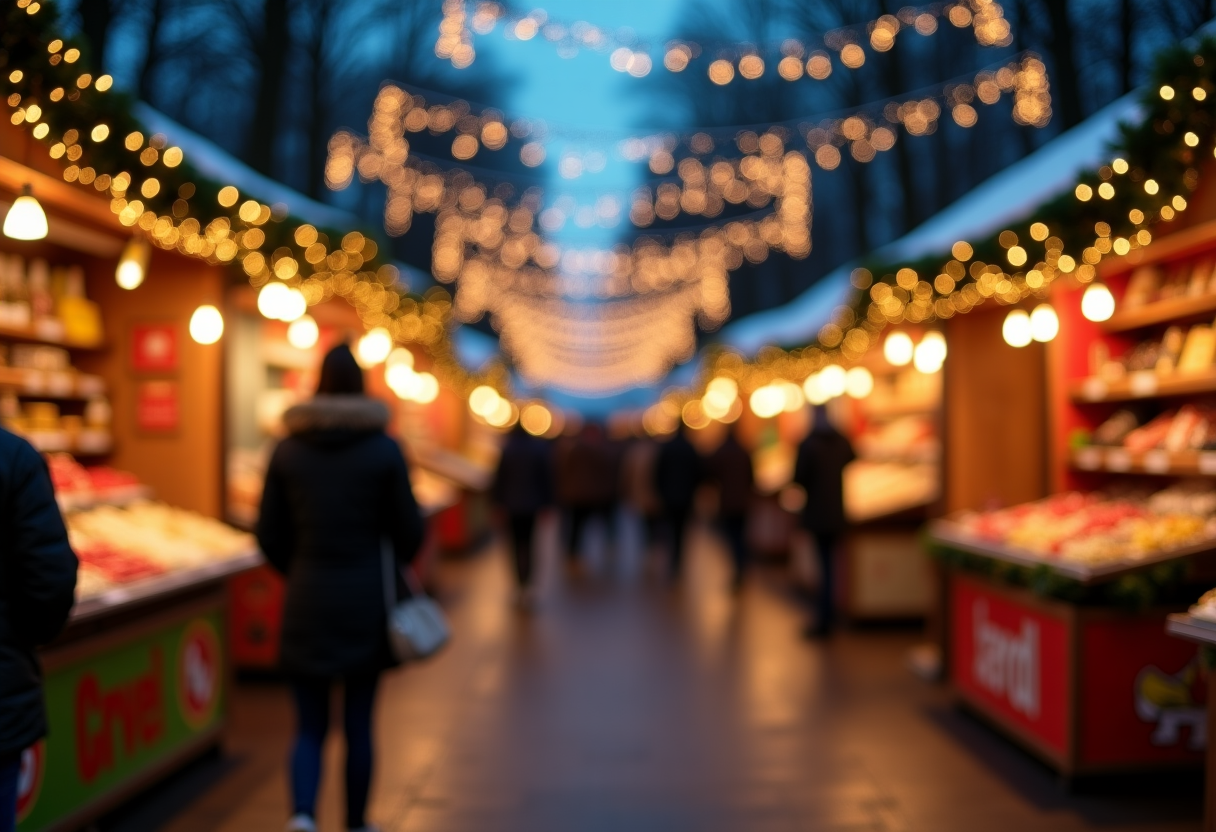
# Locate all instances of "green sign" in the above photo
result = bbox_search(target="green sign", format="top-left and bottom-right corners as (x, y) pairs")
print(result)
(17, 610), (225, 831)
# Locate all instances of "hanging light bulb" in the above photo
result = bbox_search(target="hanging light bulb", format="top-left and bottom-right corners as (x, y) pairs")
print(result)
(844, 366), (874, 398)
(1002, 309), (1033, 347)
(287, 315), (319, 350)
(188, 305), (224, 344)
(818, 364), (847, 398)
(3, 185), (49, 241)
(1029, 303), (1059, 342)
(883, 331), (914, 366)
(355, 327), (393, 367)
(413, 371), (440, 404)
(278, 287), (307, 322)
(257, 281), (289, 319)
(1081, 282), (1116, 322)
(919, 331), (947, 363)
(115, 237), (151, 290)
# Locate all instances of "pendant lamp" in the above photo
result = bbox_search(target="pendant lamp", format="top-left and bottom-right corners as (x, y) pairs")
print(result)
(3, 185), (48, 241)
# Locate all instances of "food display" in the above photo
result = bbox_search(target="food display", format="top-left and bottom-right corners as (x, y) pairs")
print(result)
(1189, 587), (1216, 624)
(69, 501), (257, 601)
(845, 460), (939, 522)
(46, 452), (147, 510)
(1124, 260), (1216, 310)
(952, 485), (1216, 566)
(1089, 320), (1216, 383)
(854, 413), (938, 463)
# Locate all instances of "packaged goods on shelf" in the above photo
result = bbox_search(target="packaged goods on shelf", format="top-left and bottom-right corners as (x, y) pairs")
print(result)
(0, 254), (102, 344)
(68, 501), (256, 600)
(953, 488), (1216, 566)
(1189, 587), (1216, 624)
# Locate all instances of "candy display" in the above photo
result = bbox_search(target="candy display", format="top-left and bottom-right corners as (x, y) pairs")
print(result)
(953, 486), (1216, 566)
(46, 453), (147, 510)
(68, 501), (257, 600)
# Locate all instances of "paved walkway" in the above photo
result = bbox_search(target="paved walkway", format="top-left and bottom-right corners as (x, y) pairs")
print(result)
(126, 517), (1200, 832)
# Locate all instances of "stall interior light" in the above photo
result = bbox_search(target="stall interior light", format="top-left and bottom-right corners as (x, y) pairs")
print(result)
(913, 331), (947, 373)
(287, 315), (319, 350)
(1029, 303), (1060, 342)
(1002, 309), (1032, 347)
(1081, 282), (1116, 322)
(115, 236), (151, 290)
(844, 366), (874, 398)
(188, 305), (224, 344)
(2, 184), (48, 241)
(355, 327), (393, 367)
(883, 331), (914, 366)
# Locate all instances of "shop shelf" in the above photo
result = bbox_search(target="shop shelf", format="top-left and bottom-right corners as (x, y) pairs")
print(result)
(1166, 612), (1216, 646)
(0, 321), (104, 350)
(1068, 369), (1216, 402)
(1068, 446), (1216, 476)
(0, 366), (105, 398)
(1101, 292), (1216, 333)
(1098, 216), (1216, 281)
(927, 518), (1216, 584)
(69, 549), (262, 623)
(22, 429), (112, 456)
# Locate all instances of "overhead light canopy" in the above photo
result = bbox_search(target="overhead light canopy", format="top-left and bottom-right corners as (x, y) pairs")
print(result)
(3, 184), (49, 241)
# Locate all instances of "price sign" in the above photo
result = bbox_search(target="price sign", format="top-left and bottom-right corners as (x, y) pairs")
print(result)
(1129, 371), (1159, 398)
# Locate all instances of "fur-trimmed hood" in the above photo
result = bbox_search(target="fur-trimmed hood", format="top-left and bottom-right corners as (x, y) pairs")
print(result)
(283, 395), (389, 437)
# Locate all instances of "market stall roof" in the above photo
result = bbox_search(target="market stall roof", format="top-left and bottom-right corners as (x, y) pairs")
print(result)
(718, 92), (1144, 356)
(134, 104), (362, 232)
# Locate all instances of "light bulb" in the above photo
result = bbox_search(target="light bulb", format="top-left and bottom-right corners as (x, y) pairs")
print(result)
(1029, 303), (1059, 342)
(386, 347), (414, 370)
(919, 331), (947, 363)
(749, 385), (785, 418)
(883, 331), (914, 366)
(468, 385), (501, 417)
(818, 364), (847, 398)
(385, 362), (415, 395)
(279, 288), (307, 322)
(803, 372), (830, 405)
(287, 315), (319, 349)
(3, 185), (48, 240)
(845, 366), (874, 398)
(1002, 309), (1033, 347)
(1081, 282), (1115, 322)
(257, 282), (289, 319)
(779, 380), (806, 412)
(521, 403), (553, 436)
(115, 237), (151, 289)
(188, 305), (224, 344)
(413, 372), (439, 404)
(355, 327), (392, 367)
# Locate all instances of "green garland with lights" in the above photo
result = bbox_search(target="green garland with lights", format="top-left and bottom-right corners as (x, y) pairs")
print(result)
(0, 0), (508, 396)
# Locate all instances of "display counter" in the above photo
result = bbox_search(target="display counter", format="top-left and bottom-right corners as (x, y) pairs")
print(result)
(930, 507), (1211, 777)
(19, 533), (259, 832)
(1167, 601), (1216, 832)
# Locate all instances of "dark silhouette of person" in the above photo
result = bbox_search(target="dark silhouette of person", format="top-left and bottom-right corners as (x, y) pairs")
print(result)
(0, 428), (76, 832)
(258, 343), (423, 832)
(792, 405), (856, 637)
(654, 427), (702, 578)
(707, 427), (755, 588)
(492, 423), (553, 599)
(555, 422), (616, 561)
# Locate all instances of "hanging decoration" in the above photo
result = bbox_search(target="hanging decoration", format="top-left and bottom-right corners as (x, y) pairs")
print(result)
(0, 0), (508, 401)
(438, 0), (1012, 77)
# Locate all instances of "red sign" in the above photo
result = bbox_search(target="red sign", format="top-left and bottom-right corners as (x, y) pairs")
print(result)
(951, 575), (1070, 754)
(16, 742), (44, 823)
(74, 650), (165, 784)
(137, 381), (179, 432)
(1079, 617), (1206, 765)
(177, 619), (220, 729)
(131, 324), (178, 373)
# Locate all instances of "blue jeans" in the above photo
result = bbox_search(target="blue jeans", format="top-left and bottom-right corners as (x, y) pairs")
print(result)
(0, 752), (18, 832)
(290, 673), (380, 829)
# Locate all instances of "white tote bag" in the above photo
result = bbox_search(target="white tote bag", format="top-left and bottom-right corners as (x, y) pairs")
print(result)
(381, 540), (450, 662)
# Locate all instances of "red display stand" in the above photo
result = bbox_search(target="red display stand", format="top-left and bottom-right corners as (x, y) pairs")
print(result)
(951, 572), (1206, 775)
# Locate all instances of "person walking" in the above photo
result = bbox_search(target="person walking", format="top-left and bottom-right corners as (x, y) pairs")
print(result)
(0, 428), (76, 832)
(555, 422), (616, 561)
(792, 405), (856, 637)
(258, 344), (424, 832)
(492, 423), (553, 603)
(706, 427), (755, 589)
(654, 426), (702, 579)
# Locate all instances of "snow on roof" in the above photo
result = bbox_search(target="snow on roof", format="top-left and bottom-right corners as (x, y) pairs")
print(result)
(133, 103), (364, 232)
(718, 92), (1144, 356)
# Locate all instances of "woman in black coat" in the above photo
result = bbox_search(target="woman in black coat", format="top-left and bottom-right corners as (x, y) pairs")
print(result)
(257, 344), (423, 832)
(0, 428), (76, 830)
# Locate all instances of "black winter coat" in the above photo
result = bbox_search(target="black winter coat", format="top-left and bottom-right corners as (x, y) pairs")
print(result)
(655, 433), (702, 513)
(257, 396), (423, 678)
(492, 429), (553, 516)
(706, 435), (754, 518)
(0, 428), (76, 758)
(793, 428), (857, 534)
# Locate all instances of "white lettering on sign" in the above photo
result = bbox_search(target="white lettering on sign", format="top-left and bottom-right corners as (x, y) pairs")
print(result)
(972, 599), (1040, 719)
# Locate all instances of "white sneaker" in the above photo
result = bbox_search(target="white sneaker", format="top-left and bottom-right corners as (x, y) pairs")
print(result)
(287, 814), (317, 832)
